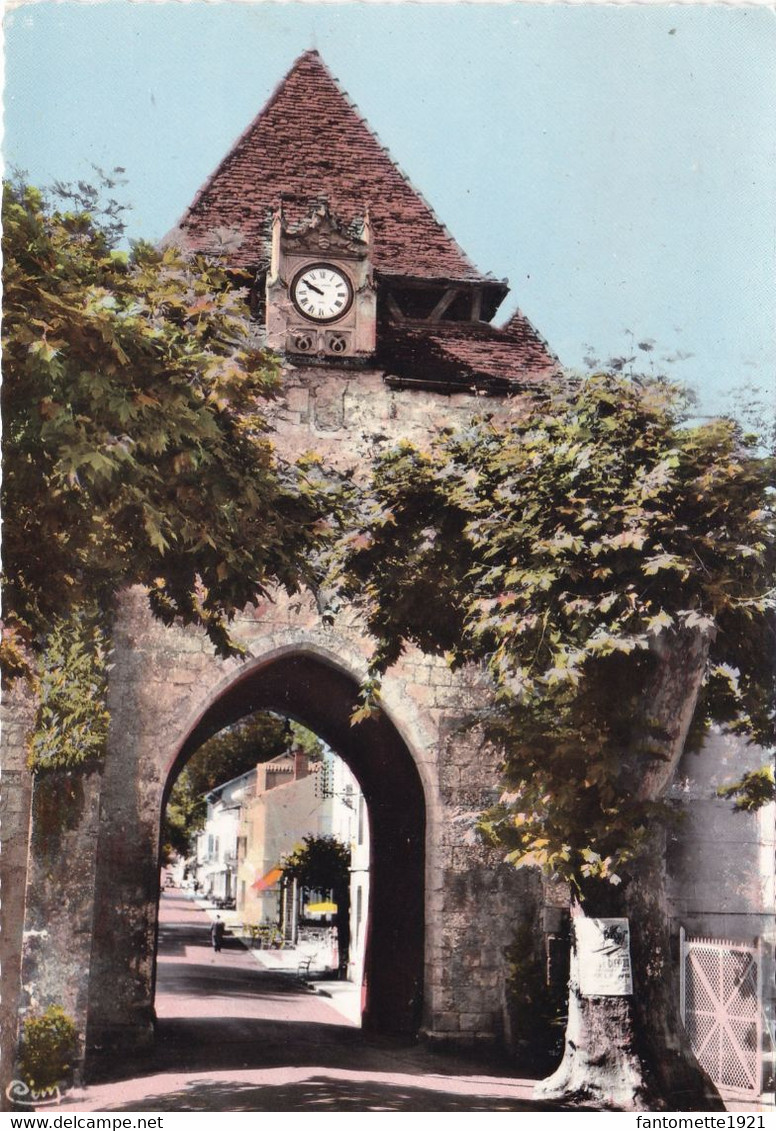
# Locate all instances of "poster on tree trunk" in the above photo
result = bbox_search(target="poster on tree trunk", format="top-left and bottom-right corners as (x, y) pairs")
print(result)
(576, 918), (633, 997)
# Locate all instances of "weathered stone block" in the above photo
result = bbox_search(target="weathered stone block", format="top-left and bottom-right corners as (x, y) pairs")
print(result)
(432, 1011), (461, 1033)
(283, 386), (310, 415)
(460, 1012), (497, 1032)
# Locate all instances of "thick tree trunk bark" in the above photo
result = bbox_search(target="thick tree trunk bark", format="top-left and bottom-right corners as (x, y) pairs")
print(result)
(535, 879), (723, 1110)
(536, 627), (726, 1110)
(535, 896), (646, 1109)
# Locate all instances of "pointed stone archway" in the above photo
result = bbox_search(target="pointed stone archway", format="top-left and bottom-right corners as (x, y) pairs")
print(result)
(161, 648), (426, 1037)
(75, 594), (430, 1063)
(12, 585), (539, 1081)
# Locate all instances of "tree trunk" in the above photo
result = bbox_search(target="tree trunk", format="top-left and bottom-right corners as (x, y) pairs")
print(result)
(535, 896), (646, 1109)
(535, 876), (723, 1110)
(537, 627), (725, 1109)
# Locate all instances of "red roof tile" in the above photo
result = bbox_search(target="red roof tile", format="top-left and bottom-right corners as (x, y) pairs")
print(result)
(380, 313), (559, 393)
(168, 50), (492, 283)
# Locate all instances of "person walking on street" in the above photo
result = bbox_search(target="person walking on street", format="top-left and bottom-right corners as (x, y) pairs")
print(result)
(211, 915), (225, 953)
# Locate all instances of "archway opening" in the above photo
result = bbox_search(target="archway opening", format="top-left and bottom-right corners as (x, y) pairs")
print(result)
(160, 715), (370, 1022)
(157, 651), (426, 1038)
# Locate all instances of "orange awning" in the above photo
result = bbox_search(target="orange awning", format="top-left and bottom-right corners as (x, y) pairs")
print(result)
(252, 866), (283, 892)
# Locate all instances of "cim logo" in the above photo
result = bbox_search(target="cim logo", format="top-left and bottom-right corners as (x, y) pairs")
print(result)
(5, 1079), (62, 1107)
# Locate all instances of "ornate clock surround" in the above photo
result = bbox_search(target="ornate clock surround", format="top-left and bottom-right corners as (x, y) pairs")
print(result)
(265, 203), (376, 362)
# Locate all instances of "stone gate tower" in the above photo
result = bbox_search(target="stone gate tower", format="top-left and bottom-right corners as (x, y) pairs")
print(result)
(4, 52), (773, 1106)
(168, 50), (557, 394)
(5, 51), (565, 1079)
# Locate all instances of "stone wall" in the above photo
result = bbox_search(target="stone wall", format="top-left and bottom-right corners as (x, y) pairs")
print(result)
(263, 362), (532, 471)
(19, 767), (103, 1072)
(65, 580), (534, 1059)
(667, 729), (775, 941)
(6, 363), (534, 1065)
(1, 679), (35, 1105)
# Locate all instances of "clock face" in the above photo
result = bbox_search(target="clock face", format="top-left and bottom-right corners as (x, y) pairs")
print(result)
(291, 263), (354, 323)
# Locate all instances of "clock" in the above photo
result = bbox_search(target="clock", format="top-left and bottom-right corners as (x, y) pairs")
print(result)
(290, 262), (354, 323)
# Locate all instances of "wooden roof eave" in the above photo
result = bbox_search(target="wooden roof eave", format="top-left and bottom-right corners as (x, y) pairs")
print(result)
(376, 272), (509, 322)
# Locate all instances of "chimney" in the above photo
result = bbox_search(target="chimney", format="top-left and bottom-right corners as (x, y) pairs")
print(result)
(293, 750), (309, 780)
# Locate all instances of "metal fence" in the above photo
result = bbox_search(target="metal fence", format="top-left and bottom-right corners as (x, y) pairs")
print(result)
(680, 930), (763, 1096)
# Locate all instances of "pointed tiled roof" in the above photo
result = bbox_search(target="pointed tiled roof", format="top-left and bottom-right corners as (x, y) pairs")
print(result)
(168, 50), (494, 284)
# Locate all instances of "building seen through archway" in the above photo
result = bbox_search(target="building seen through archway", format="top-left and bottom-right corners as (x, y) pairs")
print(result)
(150, 650), (426, 1042)
(171, 721), (371, 992)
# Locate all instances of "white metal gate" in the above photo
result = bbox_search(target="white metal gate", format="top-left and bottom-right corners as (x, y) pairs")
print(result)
(680, 930), (762, 1095)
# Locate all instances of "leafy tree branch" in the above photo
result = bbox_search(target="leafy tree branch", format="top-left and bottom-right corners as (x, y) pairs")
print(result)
(335, 374), (775, 889)
(2, 179), (337, 668)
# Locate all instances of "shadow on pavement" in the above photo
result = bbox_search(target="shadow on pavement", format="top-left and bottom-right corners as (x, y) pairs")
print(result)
(157, 923), (245, 956)
(105, 1075), (570, 1112)
(88, 1016), (373, 1084)
(157, 961), (315, 1001)
(88, 1014), (533, 1094)
(86, 890), (549, 1110)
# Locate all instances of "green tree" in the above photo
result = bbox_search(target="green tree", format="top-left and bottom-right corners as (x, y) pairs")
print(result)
(335, 374), (774, 1108)
(1, 179), (334, 669)
(283, 834), (351, 976)
(27, 605), (110, 772)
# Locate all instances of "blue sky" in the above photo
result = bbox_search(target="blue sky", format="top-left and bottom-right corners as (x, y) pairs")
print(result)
(4, 1), (775, 418)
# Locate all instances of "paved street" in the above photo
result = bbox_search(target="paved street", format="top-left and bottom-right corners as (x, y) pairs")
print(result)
(154, 888), (355, 1029)
(59, 889), (558, 1112)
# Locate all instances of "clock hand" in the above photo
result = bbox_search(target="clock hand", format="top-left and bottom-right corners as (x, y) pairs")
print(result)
(304, 281), (325, 296)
